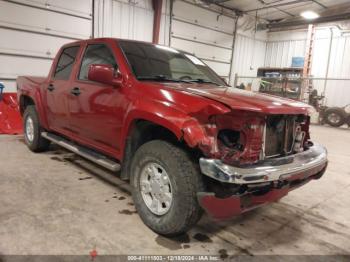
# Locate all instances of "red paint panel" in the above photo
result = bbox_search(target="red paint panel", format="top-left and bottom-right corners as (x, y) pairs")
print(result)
(0, 93), (23, 134)
(198, 194), (242, 220)
(198, 188), (289, 220)
(249, 188), (289, 205)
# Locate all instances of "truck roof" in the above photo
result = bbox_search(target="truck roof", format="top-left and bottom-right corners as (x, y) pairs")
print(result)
(62, 37), (154, 48)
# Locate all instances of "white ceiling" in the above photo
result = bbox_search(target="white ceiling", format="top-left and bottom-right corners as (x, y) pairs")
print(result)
(217, 0), (350, 21)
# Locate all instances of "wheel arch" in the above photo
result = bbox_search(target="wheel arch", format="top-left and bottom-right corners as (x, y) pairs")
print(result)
(120, 117), (184, 180)
(19, 92), (49, 130)
(119, 109), (207, 180)
(19, 95), (35, 115)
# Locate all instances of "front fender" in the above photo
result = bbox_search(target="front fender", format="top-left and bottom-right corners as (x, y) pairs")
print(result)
(120, 99), (227, 158)
(120, 100), (189, 151)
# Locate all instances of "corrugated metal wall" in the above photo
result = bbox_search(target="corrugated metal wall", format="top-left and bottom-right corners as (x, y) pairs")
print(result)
(266, 28), (350, 107)
(264, 39), (307, 68)
(312, 29), (350, 107)
(94, 0), (170, 45)
(229, 14), (267, 85)
(231, 34), (266, 79)
(264, 30), (307, 68)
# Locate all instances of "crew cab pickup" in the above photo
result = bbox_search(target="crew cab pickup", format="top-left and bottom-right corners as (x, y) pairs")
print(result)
(17, 38), (328, 236)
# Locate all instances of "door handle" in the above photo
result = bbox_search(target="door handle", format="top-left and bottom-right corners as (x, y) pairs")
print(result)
(71, 87), (81, 96)
(47, 84), (55, 92)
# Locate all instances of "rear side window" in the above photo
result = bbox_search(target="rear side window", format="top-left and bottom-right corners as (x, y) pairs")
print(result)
(79, 44), (117, 81)
(54, 46), (80, 80)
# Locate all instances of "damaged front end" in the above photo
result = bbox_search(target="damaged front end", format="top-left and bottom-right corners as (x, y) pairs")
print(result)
(194, 111), (328, 220)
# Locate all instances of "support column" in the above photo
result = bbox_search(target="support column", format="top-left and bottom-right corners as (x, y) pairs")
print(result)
(152, 0), (163, 44)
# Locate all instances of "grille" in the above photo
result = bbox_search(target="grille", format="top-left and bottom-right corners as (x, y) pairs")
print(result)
(264, 115), (296, 158)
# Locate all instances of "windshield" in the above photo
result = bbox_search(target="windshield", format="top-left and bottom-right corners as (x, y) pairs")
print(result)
(118, 40), (226, 86)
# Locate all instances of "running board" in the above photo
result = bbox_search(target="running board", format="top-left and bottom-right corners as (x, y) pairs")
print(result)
(41, 132), (121, 172)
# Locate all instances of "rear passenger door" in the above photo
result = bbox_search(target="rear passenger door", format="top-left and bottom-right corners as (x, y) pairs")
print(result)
(46, 45), (80, 134)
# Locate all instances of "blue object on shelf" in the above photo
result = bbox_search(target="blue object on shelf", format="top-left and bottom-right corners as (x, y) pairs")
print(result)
(0, 83), (4, 101)
(291, 57), (304, 68)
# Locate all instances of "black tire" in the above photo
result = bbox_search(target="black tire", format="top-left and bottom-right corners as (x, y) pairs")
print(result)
(23, 105), (50, 152)
(130, 140), (204, 236)
(324, 108), (346, 127)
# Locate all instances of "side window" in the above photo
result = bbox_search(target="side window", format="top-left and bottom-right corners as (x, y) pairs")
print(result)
(54, 46), (80, 80)
(79, 44), (117, 81)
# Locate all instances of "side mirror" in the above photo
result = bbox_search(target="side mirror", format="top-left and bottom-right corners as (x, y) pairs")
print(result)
(88, 64), (122, 87)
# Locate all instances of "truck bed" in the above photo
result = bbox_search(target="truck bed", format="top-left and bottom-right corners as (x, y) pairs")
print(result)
(17, 76), (46, 87)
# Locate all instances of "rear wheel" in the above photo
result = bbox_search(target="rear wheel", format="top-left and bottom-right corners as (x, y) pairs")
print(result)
(23, 105), (50, 152)
(130, 140), (204, 236)
(324, 108), (346, 127)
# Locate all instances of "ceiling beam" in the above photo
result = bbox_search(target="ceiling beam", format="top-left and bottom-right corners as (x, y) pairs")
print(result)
(275, 7), (296, 17)
(213, 2), (243, 15)
(255, 0), (295, 17)
(267, 12), (350, 29)
(311, 0), (327, 9)
(244, 0), (311, 13)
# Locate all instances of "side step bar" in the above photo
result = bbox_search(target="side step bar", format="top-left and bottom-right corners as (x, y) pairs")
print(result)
(41, 132), (121, 172)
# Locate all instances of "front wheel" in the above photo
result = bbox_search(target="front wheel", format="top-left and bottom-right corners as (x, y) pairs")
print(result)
(23, 105), (50, 152)
(130, 140), (204, 236)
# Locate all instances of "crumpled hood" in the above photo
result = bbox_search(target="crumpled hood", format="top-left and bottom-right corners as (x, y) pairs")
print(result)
(166, 83), (312, 115)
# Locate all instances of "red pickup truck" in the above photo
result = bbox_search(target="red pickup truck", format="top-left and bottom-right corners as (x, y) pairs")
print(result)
(17, 38), (328, 236)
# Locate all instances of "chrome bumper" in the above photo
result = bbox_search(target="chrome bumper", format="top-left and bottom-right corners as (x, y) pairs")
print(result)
(199, 144), (327, 184)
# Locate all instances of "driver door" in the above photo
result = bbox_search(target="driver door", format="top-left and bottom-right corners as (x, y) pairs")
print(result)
(68, 43), (126, 153)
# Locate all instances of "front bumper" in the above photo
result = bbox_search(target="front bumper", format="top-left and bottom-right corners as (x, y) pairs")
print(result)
(198, 144), (328, 220)
(199, 143), (327, 184)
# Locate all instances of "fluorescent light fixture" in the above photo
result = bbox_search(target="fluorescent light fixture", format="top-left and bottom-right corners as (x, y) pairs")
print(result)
(301, 11), (319, 19)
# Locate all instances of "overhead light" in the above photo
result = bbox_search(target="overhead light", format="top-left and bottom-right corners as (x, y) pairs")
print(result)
(301, 11), (319, 20)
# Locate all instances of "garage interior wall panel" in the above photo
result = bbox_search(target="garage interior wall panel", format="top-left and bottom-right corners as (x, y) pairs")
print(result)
(170, 0), (236, 79)
(96, 0), (154, 41)
(264, 40), (307, 68)
(231, 34), (266, 83)
(0, 0), (92, 93)
(229, 13), (268, 86)
(266, 28), (350, 107)
(159, 0), (171, 46)
(95, 0), (170, 45)
(0, 28), (71, 58)
(264, 30), (307, 68)
(12, 0), (92, 18)
(0, 1), (91, 39)
(312, 29), (350, 107)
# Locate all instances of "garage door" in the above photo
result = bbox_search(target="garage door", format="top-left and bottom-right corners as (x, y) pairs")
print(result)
(170, 0), (235, 80)
(0, 0), (92, 93)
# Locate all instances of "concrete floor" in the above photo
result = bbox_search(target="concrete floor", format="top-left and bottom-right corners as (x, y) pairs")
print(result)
(0, 125), (350, 257)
